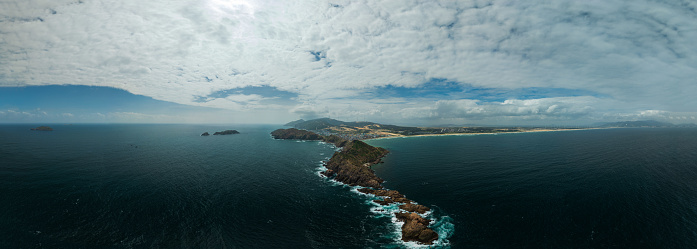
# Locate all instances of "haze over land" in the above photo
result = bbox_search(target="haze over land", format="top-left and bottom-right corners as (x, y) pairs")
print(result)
(1, 0), (696, 125)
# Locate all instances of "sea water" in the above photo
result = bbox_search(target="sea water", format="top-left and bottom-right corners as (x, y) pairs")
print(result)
(1, 124), (401, 248)
(366, 128), (697, 248)
(2, 125), (696, 248)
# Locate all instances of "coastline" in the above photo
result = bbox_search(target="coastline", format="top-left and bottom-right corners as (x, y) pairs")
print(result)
(363, 127), (608, 141)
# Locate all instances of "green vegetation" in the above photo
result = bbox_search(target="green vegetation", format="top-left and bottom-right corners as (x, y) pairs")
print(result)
(270, 128), (323, 140)
(331, 140), (387, 166)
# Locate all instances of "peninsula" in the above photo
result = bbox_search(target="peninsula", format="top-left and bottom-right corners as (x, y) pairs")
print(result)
(272, 118), (686, 245)
(271, 128), (439, 244)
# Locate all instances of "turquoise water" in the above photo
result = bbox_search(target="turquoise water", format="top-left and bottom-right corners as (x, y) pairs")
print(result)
(2, 125), (696, 248)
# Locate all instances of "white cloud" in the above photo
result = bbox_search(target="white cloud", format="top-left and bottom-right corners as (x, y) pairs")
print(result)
(1, 0), (696, 123)
(0, 108), (48, 122)
(0, 109), (48, 119)
(396, 96), (601, 124)
(288, 96), (609, 125)
(603, 109), (697, 123)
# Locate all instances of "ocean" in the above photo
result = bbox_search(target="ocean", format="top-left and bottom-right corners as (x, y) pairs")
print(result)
(1, 125), (696, 248)
(367, 128), (697, 248)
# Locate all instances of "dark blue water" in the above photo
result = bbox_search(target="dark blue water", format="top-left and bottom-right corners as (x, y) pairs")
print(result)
(2, 126), (696, 248)
(0, 124), (415, 248)
(367, 128), (697, 248)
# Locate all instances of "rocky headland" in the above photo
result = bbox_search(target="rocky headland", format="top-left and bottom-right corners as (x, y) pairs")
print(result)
(271, 128), (439, 245)
(30, 126), (53, 131)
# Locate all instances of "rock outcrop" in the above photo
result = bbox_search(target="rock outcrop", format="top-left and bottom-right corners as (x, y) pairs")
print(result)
(213, 130), (239, 135)
(399, 203), (431, 214)
(321, 134), (348, 147)
(357, 189), (430, 213)
(201, 132), (210, 136)
(30, 126), (53, 131)
(357, 188), (412, 204)
(395, 212), (439, 244)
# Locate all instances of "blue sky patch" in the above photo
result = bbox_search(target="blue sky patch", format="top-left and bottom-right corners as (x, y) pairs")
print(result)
(366, 78), (605, 102)
(0, 85), (198, 114)
(309, 51), (326, 61)
(194, 86), (299, 105)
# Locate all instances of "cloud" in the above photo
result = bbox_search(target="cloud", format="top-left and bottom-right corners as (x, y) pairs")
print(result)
(291, 105), (324, 120)
(1, 0), (695, 124)
(373, 96), (601, 125)
(603, 110), (697, 122)
(431, 97), (596, 119)
(0, 109), (47, 119)
(0, 108), (50, 122)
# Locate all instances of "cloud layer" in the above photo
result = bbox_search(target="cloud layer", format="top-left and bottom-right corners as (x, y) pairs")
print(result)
(1, 0), (696, 124)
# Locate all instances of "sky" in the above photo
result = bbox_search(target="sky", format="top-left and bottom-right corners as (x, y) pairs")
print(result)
(1, 0), (696, 125)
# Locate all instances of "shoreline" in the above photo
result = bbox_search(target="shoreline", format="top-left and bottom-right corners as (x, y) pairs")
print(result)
(363, 127), (609, 141)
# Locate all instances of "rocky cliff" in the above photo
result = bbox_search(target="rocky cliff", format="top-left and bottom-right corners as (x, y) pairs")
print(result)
(322, 140), (388, 189)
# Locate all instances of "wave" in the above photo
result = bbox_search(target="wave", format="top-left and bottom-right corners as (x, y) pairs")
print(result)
(338, 171), (453, 247)
(357, 189), (454, 248)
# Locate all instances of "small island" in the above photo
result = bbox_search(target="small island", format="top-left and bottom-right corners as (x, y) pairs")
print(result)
(200, 130), (240, 136)
(271, 128), (439, 245)
(213, 130), (239, 135)
(30, 126), (53, 131)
